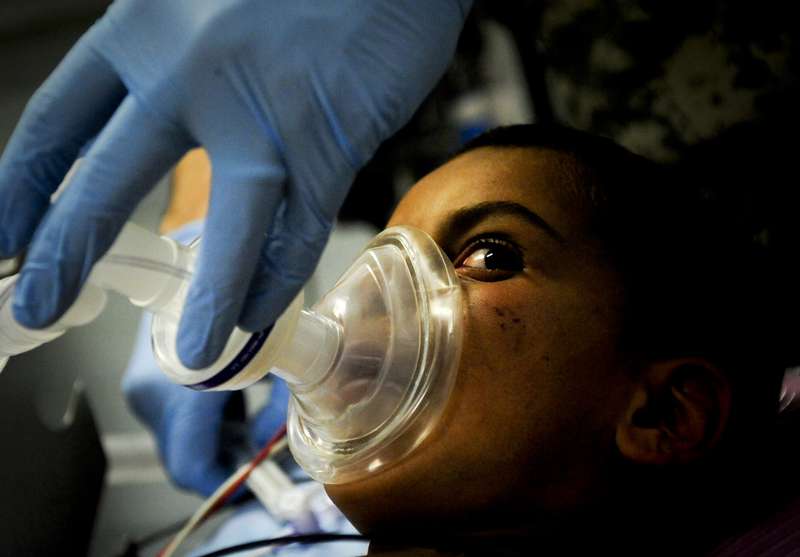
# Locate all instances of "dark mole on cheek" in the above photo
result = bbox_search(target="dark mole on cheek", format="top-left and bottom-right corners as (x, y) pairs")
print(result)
(494, 307), (527, 347)
(492, 307), (529, 351)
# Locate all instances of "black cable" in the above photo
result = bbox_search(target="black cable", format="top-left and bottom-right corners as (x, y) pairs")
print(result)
(192, 533), (370, 557)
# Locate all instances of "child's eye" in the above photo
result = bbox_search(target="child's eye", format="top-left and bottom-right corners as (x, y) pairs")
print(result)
(455, 237), (524, 279)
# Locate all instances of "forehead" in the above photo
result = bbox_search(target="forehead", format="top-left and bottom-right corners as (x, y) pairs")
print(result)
(388, 147), (587, 239)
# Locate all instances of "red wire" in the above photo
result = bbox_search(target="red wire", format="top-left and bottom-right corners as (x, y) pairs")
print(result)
(208, 423), (288, 515)
(156, 424), (288, 557)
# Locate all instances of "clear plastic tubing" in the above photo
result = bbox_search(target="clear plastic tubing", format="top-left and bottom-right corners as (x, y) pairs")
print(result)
(0, 222), (323, 389)
(0, 223), (188, 372)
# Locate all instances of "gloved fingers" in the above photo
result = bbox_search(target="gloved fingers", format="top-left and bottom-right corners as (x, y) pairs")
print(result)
(237, 187), (334, 332)
(251, 378), (291, 448)
(12, 95), (192, 328)
(162, 390), (238, 496)
(0, 29), (126, 259)
(176, 155), (286, 369)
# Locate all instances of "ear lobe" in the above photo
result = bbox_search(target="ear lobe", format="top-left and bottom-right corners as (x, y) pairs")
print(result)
(616, 360), (731, 466)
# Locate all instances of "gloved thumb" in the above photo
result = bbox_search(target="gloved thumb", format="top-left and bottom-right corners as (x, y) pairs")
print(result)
(161, 390), (242, 496)
(251, 378), (291, 449)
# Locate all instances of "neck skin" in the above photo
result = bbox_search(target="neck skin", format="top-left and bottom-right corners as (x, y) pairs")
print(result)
(363, 507), (690, 557)
(364, 504), (636, 557)
(361, 413), (797, 557)
(365, 445), (793, 557)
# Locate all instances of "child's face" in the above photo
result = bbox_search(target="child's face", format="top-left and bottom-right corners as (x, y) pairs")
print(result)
(326, 147), (635, 534)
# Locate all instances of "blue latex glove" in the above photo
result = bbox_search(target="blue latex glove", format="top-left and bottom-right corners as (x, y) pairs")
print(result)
(123, 311), (291, 496)
(0, 0), (471, 369)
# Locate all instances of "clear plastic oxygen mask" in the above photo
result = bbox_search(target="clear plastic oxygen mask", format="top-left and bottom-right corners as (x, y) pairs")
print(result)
(0, 223), (463, 484)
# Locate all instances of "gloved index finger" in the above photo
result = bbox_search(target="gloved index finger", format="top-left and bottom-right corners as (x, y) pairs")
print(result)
(238, 181), (335, 333)
(251, 378), (291, 449)
(176, 153), (287, 370)
(0, 28), (126, 259)
(12, 95), (192, 329)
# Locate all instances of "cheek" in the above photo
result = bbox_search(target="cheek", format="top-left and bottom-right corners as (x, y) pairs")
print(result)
(451, 278), (625, 463)
(428, 278), (570, 489)
(458, 279), (562, 405)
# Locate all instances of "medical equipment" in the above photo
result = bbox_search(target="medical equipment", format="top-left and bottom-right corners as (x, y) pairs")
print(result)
(157, 427), (289, 557)
(0, 222), (463, 484)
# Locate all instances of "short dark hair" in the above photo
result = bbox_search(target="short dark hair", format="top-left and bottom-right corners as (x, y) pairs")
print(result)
(459, 124), (794, 440)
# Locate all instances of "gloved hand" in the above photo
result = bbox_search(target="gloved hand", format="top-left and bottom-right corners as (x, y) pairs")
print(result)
(123, 312), (291, 496)
(0, 0), (471, 369)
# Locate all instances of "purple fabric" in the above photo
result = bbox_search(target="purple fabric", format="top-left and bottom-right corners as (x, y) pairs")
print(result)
(707, 497), (800, 556)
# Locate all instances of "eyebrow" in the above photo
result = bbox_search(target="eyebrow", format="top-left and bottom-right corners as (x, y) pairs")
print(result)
(440, 201), (565, 246)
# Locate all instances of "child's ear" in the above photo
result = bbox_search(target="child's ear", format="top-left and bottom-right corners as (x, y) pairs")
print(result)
(616, 359), (731, 465)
